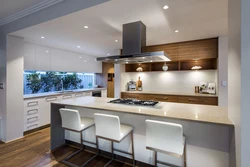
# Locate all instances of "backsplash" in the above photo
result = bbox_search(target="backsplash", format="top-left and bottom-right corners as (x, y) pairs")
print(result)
(121, 70), (217, 93)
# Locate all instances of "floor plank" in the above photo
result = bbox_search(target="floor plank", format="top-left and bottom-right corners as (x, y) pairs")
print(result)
(0, 128), (152, 167)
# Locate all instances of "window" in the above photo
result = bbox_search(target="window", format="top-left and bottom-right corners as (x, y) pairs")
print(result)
(23, 71), (95, 95)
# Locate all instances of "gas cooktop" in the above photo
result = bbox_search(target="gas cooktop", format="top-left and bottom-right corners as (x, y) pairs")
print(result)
(109, 98), (159, 107)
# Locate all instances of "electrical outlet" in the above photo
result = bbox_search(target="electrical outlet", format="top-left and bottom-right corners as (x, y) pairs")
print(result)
(221, 81), (227, 87)
(0, 83), (4, 89)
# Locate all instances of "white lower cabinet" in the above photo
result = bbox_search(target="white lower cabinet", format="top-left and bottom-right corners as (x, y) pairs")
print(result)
(0, 119), (2, 140)
(23, 91), (98, 132)
(24, 99), (40, 131)
(39, 96), (62, 127)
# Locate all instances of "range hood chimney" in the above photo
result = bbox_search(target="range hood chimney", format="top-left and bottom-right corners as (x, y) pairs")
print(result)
(122, 21), (146, 55)
(96, 21), (170, 64)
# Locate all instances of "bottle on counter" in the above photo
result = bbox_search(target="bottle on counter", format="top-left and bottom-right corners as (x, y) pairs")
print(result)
(136, 77), (142, 91)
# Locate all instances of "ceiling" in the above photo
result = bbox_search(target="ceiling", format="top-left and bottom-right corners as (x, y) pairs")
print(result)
(11, 0), (228, 57)
(0, 0), (44, 20)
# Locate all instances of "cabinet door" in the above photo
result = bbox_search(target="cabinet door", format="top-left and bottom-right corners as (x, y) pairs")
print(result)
(177, 38), (218, 61)
(50, 49), (68, 72)
(24, 43), (36, 70)
(35, 45), (51, 71)
(39, 96), (59, 126)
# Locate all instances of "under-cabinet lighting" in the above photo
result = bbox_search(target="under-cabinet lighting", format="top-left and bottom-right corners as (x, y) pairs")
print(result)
(191, 66), (202, 70)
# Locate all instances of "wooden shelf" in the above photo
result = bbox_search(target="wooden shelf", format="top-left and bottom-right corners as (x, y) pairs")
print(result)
(125, 58), (217, 72)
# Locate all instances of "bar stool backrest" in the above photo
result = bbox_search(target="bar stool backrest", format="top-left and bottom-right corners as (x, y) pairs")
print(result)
(94, 113), (121, 141)
(145, 120), (184, 156)
(59, 108), (81, 131)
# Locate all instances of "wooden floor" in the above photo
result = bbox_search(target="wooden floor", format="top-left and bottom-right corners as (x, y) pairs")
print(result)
(0, 128), (151, 167)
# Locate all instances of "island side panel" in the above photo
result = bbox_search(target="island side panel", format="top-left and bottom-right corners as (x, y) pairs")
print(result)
(51, 103), (65, 150)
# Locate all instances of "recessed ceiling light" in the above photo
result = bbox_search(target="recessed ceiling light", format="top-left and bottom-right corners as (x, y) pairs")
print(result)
(45, 50), (49, 53)
(175, 30), (179, 33)
(115, 40), (118, 42)
(107, 53), (110, 56)
(41, 36), (45, 39)
(126, 62), (128, 64)
(79, 56), (82, 59)
(163, 5), (169, 10)
(77, 46), (81, 48)
(84, 26), (88, 29)
(150, 60), (153, 62)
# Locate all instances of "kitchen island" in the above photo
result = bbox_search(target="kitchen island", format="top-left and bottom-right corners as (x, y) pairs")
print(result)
(51, 97), (233, 167)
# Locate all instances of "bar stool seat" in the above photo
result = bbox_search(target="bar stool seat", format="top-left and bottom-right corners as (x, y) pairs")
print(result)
(119, 124), (133, 141)
(94, 113), (135, 166)
(79, 118), (95, 131)
(146, 120), (186, 167)
(59, 108), (97, 167)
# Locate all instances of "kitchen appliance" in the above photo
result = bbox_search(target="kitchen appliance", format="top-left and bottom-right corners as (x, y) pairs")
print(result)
(96, 21), (171, 64)
(127, 81), (136, 91)
(195, 86), (199, 93)
(92, 90), (101, 97)
(109, 98), (158, 107)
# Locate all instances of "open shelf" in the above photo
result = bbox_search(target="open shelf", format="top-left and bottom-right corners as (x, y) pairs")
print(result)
(125, 58), (217, 72)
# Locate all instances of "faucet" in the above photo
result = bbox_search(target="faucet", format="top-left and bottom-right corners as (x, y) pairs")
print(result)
(61, 79), (64, 92)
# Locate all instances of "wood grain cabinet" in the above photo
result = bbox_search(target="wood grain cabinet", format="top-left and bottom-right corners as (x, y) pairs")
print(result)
(121, 92), (218, 106)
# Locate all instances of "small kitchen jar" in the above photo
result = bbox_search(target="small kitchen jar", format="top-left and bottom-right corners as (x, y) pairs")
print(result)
(195, 86), (200, 93)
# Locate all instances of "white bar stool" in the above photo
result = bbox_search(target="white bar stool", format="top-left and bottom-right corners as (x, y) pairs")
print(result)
(94, 113), (135, 167)
(59, 108), (97, 167)
(145, 120), (186, 167)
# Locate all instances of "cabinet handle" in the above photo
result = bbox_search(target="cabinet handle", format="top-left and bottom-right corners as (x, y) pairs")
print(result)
(63, 95), (72, 99)
(27, 109), (38, 115)
(27, 101), (38, 107)
(45, 97), (57, 102)
(27, 116), (38, 123)
(75, 93), (83, 97)
(188, 99), (204, 103)
(156, 97), (168, 100)
(27, 124), (38, 130)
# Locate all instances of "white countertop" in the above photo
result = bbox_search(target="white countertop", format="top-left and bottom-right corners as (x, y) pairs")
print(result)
(121, 91), (218, 97)
(23, 88), (106, 99)
(52, 96), (233, 126)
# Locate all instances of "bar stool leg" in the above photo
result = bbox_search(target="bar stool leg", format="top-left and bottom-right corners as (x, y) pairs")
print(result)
(154, 151), (157, 167)
(131, 131), (135, 166)
(184, 144), (187, 167)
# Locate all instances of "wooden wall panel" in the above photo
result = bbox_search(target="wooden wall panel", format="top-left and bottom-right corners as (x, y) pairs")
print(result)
(177, 38), (218, 61)
(145, 43), (178, 61)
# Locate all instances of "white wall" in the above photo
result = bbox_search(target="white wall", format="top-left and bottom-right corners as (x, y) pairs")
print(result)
(228, 0), (241, 166)
(121, 70), (217, 93)
(218, 36), (228, 106)
(5, 35), (24, 142)
(241, 0), (250, 166)
(228, 0), (250, 166)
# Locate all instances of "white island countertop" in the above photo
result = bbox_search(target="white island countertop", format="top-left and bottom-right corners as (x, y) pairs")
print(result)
(24, 88), (106, 99)
(121, 91), (218, 97)
(52, 96), (233, 126)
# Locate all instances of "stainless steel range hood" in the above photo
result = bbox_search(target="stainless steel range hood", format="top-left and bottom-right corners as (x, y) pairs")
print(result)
(96, 21), (171, 64)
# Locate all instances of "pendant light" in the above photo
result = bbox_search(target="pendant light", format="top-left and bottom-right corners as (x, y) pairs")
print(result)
(162, 62), (168, 71)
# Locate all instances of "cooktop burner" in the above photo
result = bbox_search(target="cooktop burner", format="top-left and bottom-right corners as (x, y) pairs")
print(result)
(109, 98), (159, 107)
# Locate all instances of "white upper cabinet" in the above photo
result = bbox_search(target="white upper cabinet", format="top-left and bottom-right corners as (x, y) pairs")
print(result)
(35, 45), (51, 71)
(24, 43), (36, 70)
(23, 42), (102, 73)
